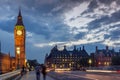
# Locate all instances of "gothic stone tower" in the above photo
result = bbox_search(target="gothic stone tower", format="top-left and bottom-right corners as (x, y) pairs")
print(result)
(14, 9), (26, 69)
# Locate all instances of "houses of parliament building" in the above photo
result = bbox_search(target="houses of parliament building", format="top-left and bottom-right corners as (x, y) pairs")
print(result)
(45, 45), (120, 70)
(0, 9), (26, 74)
(45, 45), (89, 70)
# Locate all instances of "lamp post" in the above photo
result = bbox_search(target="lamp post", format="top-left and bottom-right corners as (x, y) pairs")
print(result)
(88, 59), (92, 69)
(69, 63), (71, 70)
(25, 59), (27, 67)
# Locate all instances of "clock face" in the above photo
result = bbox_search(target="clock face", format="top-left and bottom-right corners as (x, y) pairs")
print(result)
(17, 30), (22, 35)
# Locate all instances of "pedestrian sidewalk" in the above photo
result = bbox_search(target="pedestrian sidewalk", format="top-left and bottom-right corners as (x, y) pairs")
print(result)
(20, 71), (55, 80)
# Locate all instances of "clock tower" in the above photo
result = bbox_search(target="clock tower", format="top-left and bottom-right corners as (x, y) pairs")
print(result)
(14, 9), (26, 69)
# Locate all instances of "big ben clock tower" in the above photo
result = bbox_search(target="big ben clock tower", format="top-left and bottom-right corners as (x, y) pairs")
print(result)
(14, 9), (26, 69)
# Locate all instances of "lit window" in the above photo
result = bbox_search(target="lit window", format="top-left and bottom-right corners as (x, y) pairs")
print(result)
(107, 62), (109, 66)
(98, 62), (101, 65)
(104, 62), (106, 65)
(65, 59), (67, 62)
(17, 50), (20, 54)
(16, 47), (20, 50)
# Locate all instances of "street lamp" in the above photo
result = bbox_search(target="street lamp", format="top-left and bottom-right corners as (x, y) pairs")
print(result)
(25, 59), (27, 67)
(88, 59), (92, 68)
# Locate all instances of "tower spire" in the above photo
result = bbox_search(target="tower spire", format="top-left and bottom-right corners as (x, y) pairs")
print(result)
(16, 8), (23, 25)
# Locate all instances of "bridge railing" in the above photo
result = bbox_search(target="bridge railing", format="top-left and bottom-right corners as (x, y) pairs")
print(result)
(0, 70), (20, 80)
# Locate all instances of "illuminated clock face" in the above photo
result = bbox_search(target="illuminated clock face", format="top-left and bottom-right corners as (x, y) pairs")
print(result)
(17, 30), (22, 35)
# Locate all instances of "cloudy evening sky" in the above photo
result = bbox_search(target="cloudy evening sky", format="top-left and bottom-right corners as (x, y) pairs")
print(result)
(0, 0), (120, 63)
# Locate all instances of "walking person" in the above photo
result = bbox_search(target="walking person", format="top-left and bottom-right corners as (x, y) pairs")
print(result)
(42, 65), (47, 80)
(35, 65), (41, 80)
(21, 65), (25, 76)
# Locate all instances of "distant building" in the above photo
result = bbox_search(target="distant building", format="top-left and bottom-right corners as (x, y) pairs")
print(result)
(0, 52), (11, 74)
(0, 43), (16, 74)
(91, 46), (120, 67)
(10, 57), (16, 70)
(0, 52), (16, 74)
(45, 45), (89, 70)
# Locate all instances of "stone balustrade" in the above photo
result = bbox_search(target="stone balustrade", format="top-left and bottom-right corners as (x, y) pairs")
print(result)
(0, 70), (20, 80)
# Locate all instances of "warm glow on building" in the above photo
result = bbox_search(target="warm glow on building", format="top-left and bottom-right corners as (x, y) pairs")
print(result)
(14, 9), (26, 68)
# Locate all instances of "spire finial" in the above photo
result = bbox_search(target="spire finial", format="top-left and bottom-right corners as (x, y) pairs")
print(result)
(18, 7), (21, 17)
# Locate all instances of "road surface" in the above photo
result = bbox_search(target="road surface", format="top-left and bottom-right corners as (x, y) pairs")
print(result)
(20, 71), (55, 80)
(48, 71), (120, 80)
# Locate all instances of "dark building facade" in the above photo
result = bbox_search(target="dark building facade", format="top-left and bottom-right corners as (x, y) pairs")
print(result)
(45, 45), (89, 70)
(91, 46), (120, 67)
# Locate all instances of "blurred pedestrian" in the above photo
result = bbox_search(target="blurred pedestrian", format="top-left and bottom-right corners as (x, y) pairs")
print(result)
(21, 65), (25, 76)
(35, 65), (41, 80)
(42, 65), (47, 80)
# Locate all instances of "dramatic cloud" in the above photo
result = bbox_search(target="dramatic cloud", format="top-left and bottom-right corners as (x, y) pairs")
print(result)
(0, 0), (120, 63)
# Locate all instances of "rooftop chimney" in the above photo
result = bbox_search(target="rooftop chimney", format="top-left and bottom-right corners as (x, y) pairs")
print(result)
(83, 46), (85, 50)
(55, 45), (57, 49)
(74, 45), (76, 50)
(80, 47), (81, 51)
(64, 45), (66, 50)
(106, 46), (109, 51)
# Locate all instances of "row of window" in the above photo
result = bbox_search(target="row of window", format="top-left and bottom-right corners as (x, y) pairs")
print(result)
(98, 58), (111, 61)
(53, 56), (83, 59)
